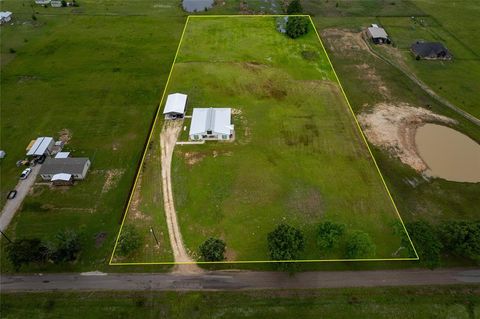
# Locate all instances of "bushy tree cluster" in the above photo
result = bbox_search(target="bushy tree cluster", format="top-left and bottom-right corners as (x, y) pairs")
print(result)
(286, 0), (303, 14)
(404, 221), (442, 269)
(199, 237), (226, 261)
(117, 225), (141, 256)
(286, 17), (309, 39)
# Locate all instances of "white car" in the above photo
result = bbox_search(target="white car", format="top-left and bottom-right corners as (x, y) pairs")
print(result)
(20, 168), (32, 180)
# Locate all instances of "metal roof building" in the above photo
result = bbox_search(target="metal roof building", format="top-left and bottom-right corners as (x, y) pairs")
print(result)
(163, 93), (188, 119)
(367, 25), (390, 44)
(26, 137), (54, 156)
(411, 41), (452, 60)
(189, 108), (234, 141)
(39, 157), (91, 180)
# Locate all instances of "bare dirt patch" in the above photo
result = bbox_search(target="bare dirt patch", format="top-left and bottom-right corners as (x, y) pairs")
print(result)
(95, 232), (107, 248)
(58, 128), (72, 144)
(102, 169), (125, 193)
(128, 174), (150, 221)
(184, 152), (206, 166)
(322, 29), (370, 55)
(358, 103), (457, 171)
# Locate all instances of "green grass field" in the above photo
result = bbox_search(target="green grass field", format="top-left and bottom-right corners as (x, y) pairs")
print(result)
(1, 286), (479, 318)
(113, 16), (416, 264)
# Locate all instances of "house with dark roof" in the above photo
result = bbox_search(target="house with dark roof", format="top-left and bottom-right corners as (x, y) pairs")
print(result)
(411, 41), (452, 60)
(39, 157), (91, 181)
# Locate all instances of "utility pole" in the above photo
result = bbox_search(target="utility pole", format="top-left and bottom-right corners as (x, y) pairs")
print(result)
(150, 227), (159, 246)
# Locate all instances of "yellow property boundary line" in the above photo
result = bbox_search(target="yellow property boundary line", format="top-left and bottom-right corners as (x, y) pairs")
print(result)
(109, 14), (419, 266)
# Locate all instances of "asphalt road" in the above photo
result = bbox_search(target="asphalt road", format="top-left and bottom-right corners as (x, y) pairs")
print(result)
(0, 165), (41, 233)
(1, 268), (479, 292)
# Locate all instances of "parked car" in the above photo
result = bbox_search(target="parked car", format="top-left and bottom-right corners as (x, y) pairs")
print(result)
(37, 154), (46, 164)
(20, 168), (32, 180)
(7, 190), (17, 200)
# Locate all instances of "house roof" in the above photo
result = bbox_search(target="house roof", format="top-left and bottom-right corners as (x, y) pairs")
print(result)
(411, 41), (450, 57)
(189, 108), (233, 135)
(367, 26), (388, 39)
(51, 173), (72, 181)
(163, 93), (187, 115)
(0, 12), (12, 18)
(40, 157), (90, 175)
(26, 137), (54, 156)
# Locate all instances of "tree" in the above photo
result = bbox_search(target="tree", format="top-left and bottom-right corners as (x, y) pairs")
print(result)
(286, 16), (309, 39)
(117, 225), (141, 256)
(438, 220), (480, 262)
(316, 221), (345, 250)
(50, 229), (81, 264)
(199, 237), (226, 261)
(345, 230), (375, 258)
(6, 238), (48, 271)
(404, 221), (442, 269)
(267, 224), (305, 261)
(286, 0), (303, 14)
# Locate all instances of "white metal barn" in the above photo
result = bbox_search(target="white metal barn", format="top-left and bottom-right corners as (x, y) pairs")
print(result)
(163, 93), (187, 119)
(0, 12), (12, 24)
(26, 137), (55, 156)
(189, 108), (234, 141)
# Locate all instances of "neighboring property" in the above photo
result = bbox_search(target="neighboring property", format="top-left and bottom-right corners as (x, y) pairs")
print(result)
(39, 157), (91, 181)
(163, 93), (188, 119)
(51, 0), (63, 7)
(0, 11), (12, 25)
(189, 108), (234, 141)
(411, 41), (452, 60)
(35, 0), (51, 4)
(367, 24), (390, 44)
(26, 137), (55, 157)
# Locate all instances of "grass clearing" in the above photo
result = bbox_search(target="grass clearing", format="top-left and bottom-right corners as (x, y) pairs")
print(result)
(113, 16), (416, 264)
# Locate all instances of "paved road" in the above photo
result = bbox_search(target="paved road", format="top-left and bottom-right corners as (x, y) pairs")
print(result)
(1, 268), (479, 292)
(0, 165), (41, 233)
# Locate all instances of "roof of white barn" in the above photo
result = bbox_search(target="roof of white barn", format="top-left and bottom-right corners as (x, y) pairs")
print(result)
(189, 108), (233, 135)
(26, 137), (54, 156)
(163, 93), (187, 114)
(368, 26), (388, 39)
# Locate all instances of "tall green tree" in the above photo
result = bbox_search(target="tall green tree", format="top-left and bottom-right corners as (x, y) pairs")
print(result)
(7, 238), (48, 271)
(286, 16), (309, 39)
(286, 0), (303, 14)
(199, 237), (226, 261)
(50, 229), (82, 264)
(438, 220), (480, 262)
(345, 230), (376, 259)
(316, 221), (345, 250)
(267, 224), (305, 261)
(404, 221), (442, 269)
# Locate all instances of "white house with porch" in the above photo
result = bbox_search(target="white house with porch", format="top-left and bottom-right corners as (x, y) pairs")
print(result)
(163, 93), (187, 119)
(189, 108), (234, 141)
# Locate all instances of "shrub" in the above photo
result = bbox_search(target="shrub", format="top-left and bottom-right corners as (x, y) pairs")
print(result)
(286, 0), (302, 14)
(49, 229), (81, 264)
(267, 224), (305, 261)
(316, 221), (345, 250)
(404, 221), (442, 269)
(199, 237), (226, 261)
(117, 225), (141, 256)
(438, 220), (480, 262)
(286, 16), (309, 39)
(345, 230), (375, 258)
(7, 238), (48, 271)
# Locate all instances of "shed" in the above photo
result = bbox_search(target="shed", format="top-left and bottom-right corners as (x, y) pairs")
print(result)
(39, 157), (91, 180)
(0, 150), (5, 159)
(367, 25), (390, 44)
(35, 0), (51, 4)
(189, 108), (234, 141)
(0, 11), (12, 24)
(51, 173), (74, 186)
(51, 0), (62, 7)
(55, 152), (70, 159)
(411, 41), (452, 60)
(163, 93), (188, 119)
(26, 137), (55, 156)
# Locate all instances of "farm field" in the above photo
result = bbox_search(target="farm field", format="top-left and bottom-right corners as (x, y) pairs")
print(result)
(2, 285), (479, 318)
(113, 16), (416, 264)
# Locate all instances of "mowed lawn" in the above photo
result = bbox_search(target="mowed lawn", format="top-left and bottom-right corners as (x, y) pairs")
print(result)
(154, 17), (414, 262)
(0, 8), (185, 271)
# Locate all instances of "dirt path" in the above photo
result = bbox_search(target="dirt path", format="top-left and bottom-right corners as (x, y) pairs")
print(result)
(160, 121), (202, 274)
(0, 165), (41, 233)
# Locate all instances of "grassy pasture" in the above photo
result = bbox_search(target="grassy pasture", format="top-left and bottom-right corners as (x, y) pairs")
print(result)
(118, 16), (415, 263)
(0, 3), (185, 272)
(2, 286), (479, 318)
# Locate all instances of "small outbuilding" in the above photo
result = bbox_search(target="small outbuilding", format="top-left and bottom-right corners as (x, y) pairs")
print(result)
(367, 24), (390, 44)
(411, 41), (452, 60)
(0, 150), (6, 159)
(55, 152), (70, 159)
(39, 157), (91, 181)
(35, 0), (51, 4)
(163, 93), (188, 119)
(0, 11), (13, 25)
(26, 137), (55, 156)
(189, 108), (234, 141)
(51, 0), (62, 7)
